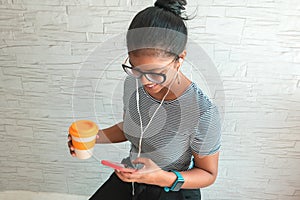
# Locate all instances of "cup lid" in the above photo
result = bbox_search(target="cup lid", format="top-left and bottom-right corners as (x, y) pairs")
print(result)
(69, 120), (99, 138)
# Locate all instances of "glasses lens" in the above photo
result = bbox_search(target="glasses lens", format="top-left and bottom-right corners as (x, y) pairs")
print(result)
(123, 66), (142, 78)
(122, 64), (166, 84)
(145, 74), (165, 84)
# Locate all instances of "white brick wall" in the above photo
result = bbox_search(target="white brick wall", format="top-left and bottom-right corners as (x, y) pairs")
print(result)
(0, 0), (299, 199)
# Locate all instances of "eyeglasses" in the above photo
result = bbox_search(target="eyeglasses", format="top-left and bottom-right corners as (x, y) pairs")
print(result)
(122, 56), (178, 84)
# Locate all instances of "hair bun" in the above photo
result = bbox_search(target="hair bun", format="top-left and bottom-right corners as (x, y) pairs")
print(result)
(154, 0), (187, 17)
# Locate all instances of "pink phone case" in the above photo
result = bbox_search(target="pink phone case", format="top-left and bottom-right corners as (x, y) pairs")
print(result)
(101, 160), (128, 171)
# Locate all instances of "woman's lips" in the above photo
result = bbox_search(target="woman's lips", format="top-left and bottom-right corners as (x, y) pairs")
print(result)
(145, 84), (158, 89)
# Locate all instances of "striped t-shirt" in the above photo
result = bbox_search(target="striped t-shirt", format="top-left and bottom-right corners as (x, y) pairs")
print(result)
(122, 76), (221, 171)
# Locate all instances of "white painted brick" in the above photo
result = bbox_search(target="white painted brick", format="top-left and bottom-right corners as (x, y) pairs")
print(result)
(265, 180), (296, 196)
(187, 0), (213, 6)
(242, 18), (279, 39)
(22, 4), (65, 12)
(3, 119), (17, 127)
(86, 32), (115, 42)
(278, 0), (300, 16)
(205, 17), (245, 43)
(246, 63), (300, 78)
(278, 15), (300, 35)
(66, 5), (108, 16)
(131, 0), (152, 6)
(62, 0), (90, 6)
(1, 108), (29, 119)
(68, 15), (103, 32)
(0, 95), (8, 107)
(214, 50), (231, 62)
(88, 0), (105, 6)
(208, 6), (226, 17)
(103, 19), (131, 33)
(105, 0), (120, 6)
(16, 54), (86, 65)
(0, 74), (23, 90)
(0, 0), (300, 199)
(213, 0), (247, 7)
(17, 167), (44, 182)
(247, 0), (277, 8)
(1, 42), (72, 56)
(12, 0), (62, 6)
(0, 30), (14, 40)
(206, 17), (245, 35)
(35, 11), (68, 29)
(226, 6), (278, 20)
(71, 42), (98, 56)
(5, 125), (34, 139)
(217, 62), (247, 77)
(36, 30), (87, 42)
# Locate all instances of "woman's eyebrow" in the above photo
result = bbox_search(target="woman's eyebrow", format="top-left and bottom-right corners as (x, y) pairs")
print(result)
(128, 60), (167, 71)
(128, 60), (135, 67)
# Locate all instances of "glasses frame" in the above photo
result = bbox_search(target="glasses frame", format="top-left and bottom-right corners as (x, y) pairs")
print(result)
(121, 56), (179, 84)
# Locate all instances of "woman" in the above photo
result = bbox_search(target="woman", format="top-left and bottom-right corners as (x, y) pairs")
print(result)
(68, 0), (221, 199)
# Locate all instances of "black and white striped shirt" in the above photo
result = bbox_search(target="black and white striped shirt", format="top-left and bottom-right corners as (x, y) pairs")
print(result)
(122, 76), (221, 171)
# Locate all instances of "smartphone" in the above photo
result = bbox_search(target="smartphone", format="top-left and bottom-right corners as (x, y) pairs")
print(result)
(101, 160), (136, 172)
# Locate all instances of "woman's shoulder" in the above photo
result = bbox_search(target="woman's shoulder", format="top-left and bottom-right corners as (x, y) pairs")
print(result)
(186, 82), (217, 112)
(124, 75), (135, 86)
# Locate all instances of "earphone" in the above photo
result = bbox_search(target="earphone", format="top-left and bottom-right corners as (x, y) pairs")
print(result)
(131, 63), (181, 196)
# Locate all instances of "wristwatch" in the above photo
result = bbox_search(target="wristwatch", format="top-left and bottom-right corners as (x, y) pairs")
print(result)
(164, 170), (185, 192)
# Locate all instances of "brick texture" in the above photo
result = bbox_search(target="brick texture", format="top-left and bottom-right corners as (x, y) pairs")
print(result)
(0, 0), (299, 199)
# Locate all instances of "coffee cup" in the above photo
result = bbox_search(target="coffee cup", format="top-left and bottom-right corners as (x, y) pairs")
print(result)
(69, 120), (99, 159)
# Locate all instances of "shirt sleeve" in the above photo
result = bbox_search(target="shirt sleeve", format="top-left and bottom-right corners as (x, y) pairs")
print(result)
(123, 78), (127, 113)
(190, 105), (222, 156)
(123, 76), (132, 113)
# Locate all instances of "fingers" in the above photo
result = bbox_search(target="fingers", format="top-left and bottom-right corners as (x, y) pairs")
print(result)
(133, 157), (149, 165)
(67, 134), (76, 157)
(131, 158), (147, 172)
(115, 170), (138, 183)
(120, 167), (138, 173)
(115, 170), (129, 182)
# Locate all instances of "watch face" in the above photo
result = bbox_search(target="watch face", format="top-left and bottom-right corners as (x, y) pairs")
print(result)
(173, 181), (184, 191)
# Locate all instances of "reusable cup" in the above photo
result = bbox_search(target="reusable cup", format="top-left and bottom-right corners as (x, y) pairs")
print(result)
(69, 120), (99, 159)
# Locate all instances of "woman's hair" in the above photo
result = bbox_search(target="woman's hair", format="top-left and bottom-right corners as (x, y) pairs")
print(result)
(126, 0), (189, 58)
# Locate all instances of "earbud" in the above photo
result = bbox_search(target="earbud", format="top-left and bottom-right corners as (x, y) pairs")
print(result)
(179, 58), (183, 63)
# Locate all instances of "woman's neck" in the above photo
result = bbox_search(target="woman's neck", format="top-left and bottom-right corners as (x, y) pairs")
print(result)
(150, 72), (192, 101)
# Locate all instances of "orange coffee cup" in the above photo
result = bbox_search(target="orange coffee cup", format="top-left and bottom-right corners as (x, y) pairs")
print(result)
(69, 120), (99, 159)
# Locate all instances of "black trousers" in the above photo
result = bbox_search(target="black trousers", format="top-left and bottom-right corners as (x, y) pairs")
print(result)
(89, 173), (201, 200)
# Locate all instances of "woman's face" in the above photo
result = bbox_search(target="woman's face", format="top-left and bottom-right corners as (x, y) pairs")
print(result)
(128, 54), (180, 95)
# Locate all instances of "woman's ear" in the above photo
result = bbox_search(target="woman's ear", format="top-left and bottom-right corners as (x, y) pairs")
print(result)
(175, 58), (183, 71)
(177, 50), (186, 67)
(174, 50), (186, 71)
(179, 50), (187, 60)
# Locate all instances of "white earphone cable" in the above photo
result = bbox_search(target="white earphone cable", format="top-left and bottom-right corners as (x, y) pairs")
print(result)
(132, 63), (181, 197)
(136, 70), (179, 158)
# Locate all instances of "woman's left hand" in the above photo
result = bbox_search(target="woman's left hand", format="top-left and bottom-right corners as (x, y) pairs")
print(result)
(115, 157), (166, 186)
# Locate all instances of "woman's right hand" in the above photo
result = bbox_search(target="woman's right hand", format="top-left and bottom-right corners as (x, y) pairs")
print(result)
(67, 134), (76, 157)
(67, 133), (100, 157)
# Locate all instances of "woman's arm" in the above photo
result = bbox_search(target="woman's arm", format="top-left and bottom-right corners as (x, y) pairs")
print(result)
(115, 151), (219, 189)
(160, 152), (219, 189)
(96, 122), (128, 144)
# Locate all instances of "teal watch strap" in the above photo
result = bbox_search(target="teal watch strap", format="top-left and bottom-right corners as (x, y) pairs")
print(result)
(164, 170), (185, 192)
